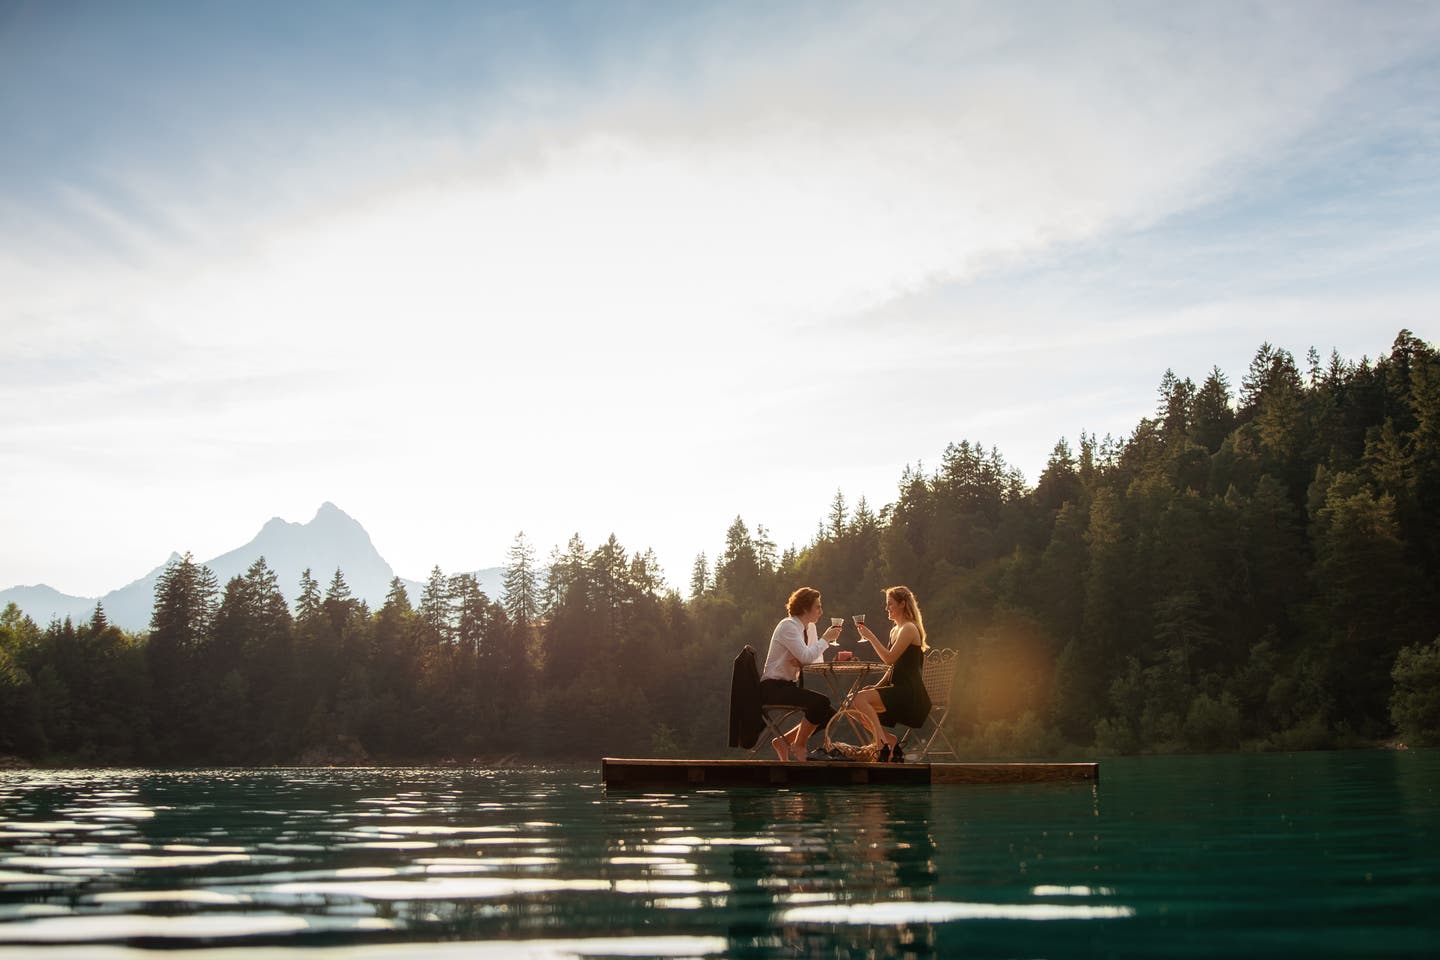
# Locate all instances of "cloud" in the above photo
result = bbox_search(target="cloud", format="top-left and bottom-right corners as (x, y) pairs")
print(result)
(15, 3), (1435, 346)
(4, 2), (1440, 592)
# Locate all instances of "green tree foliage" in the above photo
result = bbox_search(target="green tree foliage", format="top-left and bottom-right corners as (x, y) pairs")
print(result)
(689, 552), (710, 599)
(1307, 471), (1417, 734)
(0, 604), (46, 756)
(1390, 637), (1440, 746)
(1191, 367), (1236, 454)
(8, 331), (1436, 764)
(209, 558), (292, 761)
(502, 531), (539, 627)
(148, 553), (218, 759)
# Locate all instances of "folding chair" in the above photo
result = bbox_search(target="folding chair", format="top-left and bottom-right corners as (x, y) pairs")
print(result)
(748, 705), (807, 758)
(899, 647), (960, 759)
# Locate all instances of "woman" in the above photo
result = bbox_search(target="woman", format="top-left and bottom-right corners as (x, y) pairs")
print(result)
(851, 585), (932, 762)
(760, 587), (842, 761)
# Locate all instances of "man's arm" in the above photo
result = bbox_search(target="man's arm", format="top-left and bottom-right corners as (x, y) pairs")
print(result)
(774, 619), (823, 666)
(802, 624), (830, 665)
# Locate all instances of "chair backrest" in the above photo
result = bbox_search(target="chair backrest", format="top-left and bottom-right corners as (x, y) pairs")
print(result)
(921, 647), (959, 706)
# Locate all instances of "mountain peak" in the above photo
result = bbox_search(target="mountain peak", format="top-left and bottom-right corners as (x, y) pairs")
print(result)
(3, 504), (406, 632)
(312, 501), (354, 525)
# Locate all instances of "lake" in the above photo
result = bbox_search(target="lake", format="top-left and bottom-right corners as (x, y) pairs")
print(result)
(1, 751), (1436, 958)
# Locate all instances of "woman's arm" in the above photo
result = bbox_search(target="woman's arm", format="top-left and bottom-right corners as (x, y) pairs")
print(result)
(870, 624), (915, 666)
(857, 621), (902, 664)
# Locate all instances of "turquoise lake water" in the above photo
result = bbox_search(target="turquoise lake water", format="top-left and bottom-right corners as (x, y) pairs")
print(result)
(1, 751), (1436, 958)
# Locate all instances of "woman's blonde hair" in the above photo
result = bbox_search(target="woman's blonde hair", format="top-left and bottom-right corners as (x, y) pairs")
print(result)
(886, 585), (928, 650)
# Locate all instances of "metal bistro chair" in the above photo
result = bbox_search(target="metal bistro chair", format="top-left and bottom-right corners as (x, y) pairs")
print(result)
(748, 705), (808, 759)
(734, 642), (813, 759)
(899, 647), (960, 760)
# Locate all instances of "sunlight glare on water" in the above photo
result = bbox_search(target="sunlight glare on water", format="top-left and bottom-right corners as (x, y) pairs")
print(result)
(0, 753), (1437, 958)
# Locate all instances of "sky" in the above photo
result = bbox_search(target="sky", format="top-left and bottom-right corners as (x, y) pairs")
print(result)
(3, 0), (1440, 598)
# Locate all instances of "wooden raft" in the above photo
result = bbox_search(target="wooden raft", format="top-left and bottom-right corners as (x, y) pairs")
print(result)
(601, 758), (1098, 789)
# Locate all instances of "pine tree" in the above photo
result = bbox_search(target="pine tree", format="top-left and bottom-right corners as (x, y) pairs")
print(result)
(210, 556), (294, 758)
(852, 496), (877, 537)
(325, 568), (353, 604)
(1310, 472), (1419, 732)
(296, 568), (321, 623)
(370, 577), (420, 757)
(543, 535), (589, 614)
(632, 548), (665, 596)
(1240, 342), (1278, 414)
(1156, 369), (1196, 439)
(1363, 419), (1413, 500)
(418, 566), (453, 644)
(589, 534), (629, 640)
(714, 517), (760, 602)
(1191, 367), (1235, 454)
(1035, 439), (1082, 515)
(0, 603), (42, 757)
(753, 525), (778, 572)
(689, 552), (709, 599)
(828, 489), (848, 539)
(452, 573), (491, 656)
(502, 531), (539, 627)
(383, 576), (412, 615)
(147, 552), (219, 760)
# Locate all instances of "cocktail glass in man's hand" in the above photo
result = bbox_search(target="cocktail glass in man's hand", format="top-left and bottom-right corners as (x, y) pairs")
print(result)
(829, 617), (844, 643)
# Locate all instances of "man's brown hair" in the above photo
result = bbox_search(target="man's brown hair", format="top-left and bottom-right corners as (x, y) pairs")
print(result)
(787, 587), (820, 617)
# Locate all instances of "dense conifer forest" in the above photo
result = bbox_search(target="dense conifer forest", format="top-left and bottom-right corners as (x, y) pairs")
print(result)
(3, 331), (1439, 764)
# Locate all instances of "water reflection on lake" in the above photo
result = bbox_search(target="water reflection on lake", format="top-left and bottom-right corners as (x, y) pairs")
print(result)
(0, 752), (1436, 958)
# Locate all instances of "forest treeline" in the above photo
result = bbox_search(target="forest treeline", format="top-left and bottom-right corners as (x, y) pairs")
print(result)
(3, 330), (1439, 764)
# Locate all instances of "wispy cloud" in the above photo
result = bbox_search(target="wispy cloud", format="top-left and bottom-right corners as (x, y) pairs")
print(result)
(3, 2), (1439, 593)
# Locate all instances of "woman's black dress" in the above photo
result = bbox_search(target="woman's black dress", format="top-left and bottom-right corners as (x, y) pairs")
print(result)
(877, 644), (931, 728)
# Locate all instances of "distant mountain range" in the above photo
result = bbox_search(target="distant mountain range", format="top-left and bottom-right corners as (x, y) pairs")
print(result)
(0, 503), (506, 632)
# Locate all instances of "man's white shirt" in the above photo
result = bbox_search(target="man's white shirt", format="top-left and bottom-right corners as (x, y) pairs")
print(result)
(761, 615), (827, 682)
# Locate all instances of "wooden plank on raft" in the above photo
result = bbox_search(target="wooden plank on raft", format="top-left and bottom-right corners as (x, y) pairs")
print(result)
(600, 758), (1098, 788)
(928, 762), (1099, 784)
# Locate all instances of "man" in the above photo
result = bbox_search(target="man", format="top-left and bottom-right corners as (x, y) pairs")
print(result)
(760, 586), (843, 761)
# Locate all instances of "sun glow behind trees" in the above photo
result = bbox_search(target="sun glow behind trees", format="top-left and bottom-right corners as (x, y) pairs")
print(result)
(3, 332), (1438, 762)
